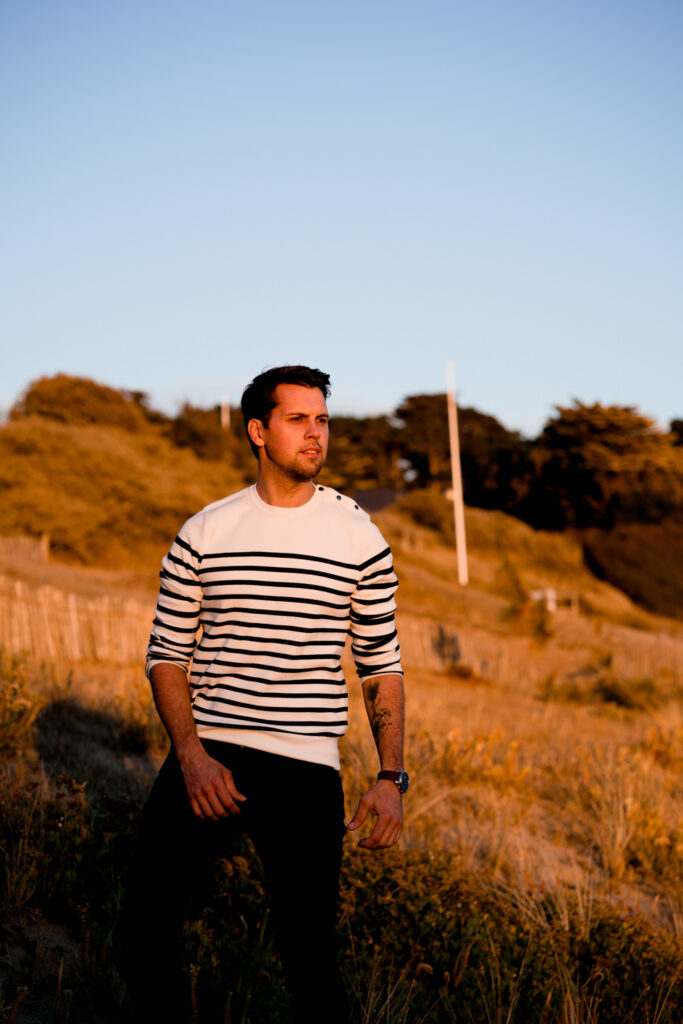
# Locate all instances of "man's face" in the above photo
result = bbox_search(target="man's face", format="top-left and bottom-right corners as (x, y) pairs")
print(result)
(250, 383), (329, 481)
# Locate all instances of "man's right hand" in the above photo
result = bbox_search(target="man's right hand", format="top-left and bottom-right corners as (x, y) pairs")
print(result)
(178, 748), (247, 820)
(148, 663), (247, 820)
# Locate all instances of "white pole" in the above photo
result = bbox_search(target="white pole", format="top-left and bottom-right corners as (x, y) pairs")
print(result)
(221, 393), (231, 429)
(446, 361), (469, 586)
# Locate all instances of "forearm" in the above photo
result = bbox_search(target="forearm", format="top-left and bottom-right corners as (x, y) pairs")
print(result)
(149, 662), (203, 766)
(347, 672), (405, 849)
(361, 672), (405, 770)
(149, 662), (246, 819)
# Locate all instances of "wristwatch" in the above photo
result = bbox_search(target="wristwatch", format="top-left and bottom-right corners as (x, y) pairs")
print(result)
(377, 769), (410, 794)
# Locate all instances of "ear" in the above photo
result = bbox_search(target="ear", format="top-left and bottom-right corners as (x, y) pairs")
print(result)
(247, 418), (266, 449)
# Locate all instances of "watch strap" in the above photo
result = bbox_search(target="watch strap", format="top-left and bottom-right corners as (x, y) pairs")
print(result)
(376, 769), (409, 793)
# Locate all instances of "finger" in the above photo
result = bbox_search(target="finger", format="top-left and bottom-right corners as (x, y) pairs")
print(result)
(190, 781), (238, 819)
(357, 811), (402, 849)
(206, 788), (235, 817)
(189, 794), (206, 819)
(382, 823), (402, 848)
(207, 781), (244, 816)
(192, 792), (221, 820)
(358, 825), (391, 849)
(357, 818), (387, 848)
(222, 769), (247, 803)
(192, 765), (246, 817)
(358, 827), (400, 850)
(346, 798), (369, 832)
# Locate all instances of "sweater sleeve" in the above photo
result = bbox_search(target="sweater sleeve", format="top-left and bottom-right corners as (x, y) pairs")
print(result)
(350, 533), (403, 680)
(146, 528), (203, 678)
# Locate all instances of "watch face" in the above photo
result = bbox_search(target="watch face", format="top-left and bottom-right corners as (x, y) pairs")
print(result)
(397, 770), (410, 794)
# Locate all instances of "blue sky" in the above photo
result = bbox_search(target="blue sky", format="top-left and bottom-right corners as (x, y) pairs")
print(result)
(2, 0), (682, 436)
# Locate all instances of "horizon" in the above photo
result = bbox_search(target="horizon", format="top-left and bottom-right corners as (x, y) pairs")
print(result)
(2, 368), (680, 441)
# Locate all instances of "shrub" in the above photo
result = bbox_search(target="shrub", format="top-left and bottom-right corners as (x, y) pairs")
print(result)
(0, 652), (45, 755)
(582, 522), (683, 621)
(395, 488), (454, 541)
(0, 416), (245, 566)
(11, 374), (146, 432)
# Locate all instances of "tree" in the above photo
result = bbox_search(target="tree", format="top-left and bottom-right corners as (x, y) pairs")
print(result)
(392, 394), (530, 510)
(319, 415), (404, 491)
(519, 401), (683, 529)
(393, 394), (451, 485)
(458, 407), (531, 510)
(170, 403), (229, 460)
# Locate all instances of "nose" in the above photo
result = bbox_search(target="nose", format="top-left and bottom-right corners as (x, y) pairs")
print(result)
(305, 419), (320, 438)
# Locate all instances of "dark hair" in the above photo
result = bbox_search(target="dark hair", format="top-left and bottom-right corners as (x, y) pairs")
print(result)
(241, 365), (331, 457)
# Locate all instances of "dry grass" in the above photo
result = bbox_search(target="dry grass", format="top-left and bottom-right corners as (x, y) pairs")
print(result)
(1, 498), (683, 1021)
(0, 416), (246, 566)
(5, 657), (680, 1022)
(344, 667), (683, 934)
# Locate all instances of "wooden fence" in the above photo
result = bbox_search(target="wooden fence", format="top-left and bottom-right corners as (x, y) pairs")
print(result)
(1, 573), (681, 687)
(0, 575), (152, 665)
(0, 573), (468, 673)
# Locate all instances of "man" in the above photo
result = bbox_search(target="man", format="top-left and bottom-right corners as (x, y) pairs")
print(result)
(121, 366), (407, 1023)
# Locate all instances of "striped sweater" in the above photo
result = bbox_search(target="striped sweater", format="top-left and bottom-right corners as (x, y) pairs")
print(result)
(146, 483), (402, 769)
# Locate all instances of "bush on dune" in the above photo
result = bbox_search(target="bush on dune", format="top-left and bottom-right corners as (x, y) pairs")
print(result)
(0, 416), (244, 565)
(583, 522), (683, 620)
(10, 374), (148, 432)
(1, 374), (251, 566)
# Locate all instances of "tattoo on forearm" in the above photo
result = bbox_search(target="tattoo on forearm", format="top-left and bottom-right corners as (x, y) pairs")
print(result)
(366, 680), (392, 742)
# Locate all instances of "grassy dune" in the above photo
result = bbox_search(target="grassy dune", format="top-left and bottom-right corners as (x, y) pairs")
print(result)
(0, 415), (246, 567)
(1, 499), (682, 1022)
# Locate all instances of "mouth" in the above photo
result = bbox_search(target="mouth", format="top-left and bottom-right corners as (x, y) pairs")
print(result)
(301, 447), (322, 456)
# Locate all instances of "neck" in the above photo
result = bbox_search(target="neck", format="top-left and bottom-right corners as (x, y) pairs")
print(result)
(255, 472), (316, 508)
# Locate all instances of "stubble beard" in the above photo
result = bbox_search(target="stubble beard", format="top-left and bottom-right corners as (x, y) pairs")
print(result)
(263, 445), (325, 483)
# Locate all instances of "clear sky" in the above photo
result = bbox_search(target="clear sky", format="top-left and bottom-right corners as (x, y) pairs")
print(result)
(2, 0), (682, 437)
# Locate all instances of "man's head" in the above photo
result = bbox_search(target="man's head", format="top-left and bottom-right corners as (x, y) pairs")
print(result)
(241, 366), (331, 459)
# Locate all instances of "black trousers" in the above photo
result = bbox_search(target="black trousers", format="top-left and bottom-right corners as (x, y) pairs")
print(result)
(118, 741), (349, 1024)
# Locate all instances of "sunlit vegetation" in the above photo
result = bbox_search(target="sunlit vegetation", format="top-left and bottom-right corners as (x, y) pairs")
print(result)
(4, 374), (683, 615)
(1, 637), (682, 1022)
(0, 381), (248, 567)
(1, 374), (683, 1020)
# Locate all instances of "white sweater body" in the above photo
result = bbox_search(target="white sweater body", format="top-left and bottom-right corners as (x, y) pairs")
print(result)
(147, 484), (402, 769)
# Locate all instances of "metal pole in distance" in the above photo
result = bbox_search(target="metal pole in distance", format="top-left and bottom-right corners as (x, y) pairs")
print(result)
(446, 360), (469, 586)
(221, 394), (231, 430)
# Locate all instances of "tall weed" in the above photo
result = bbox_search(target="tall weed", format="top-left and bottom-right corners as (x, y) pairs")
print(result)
(0, 652), (45, 754)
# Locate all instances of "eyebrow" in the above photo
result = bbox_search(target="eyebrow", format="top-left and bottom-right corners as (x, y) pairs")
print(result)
(284, 410), (329, 417)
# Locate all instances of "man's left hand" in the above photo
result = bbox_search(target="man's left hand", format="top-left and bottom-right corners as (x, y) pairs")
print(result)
(346, 780), (403, 850)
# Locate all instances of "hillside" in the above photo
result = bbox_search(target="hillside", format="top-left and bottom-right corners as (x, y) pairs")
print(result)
(1, 492), (682, 1022)
(381, 499), (682, 697)
(2, 377), (683, 1020)
(0, 414), (247, 567)
(583, 521), (683, 620)
(4, 373), (683, 622)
